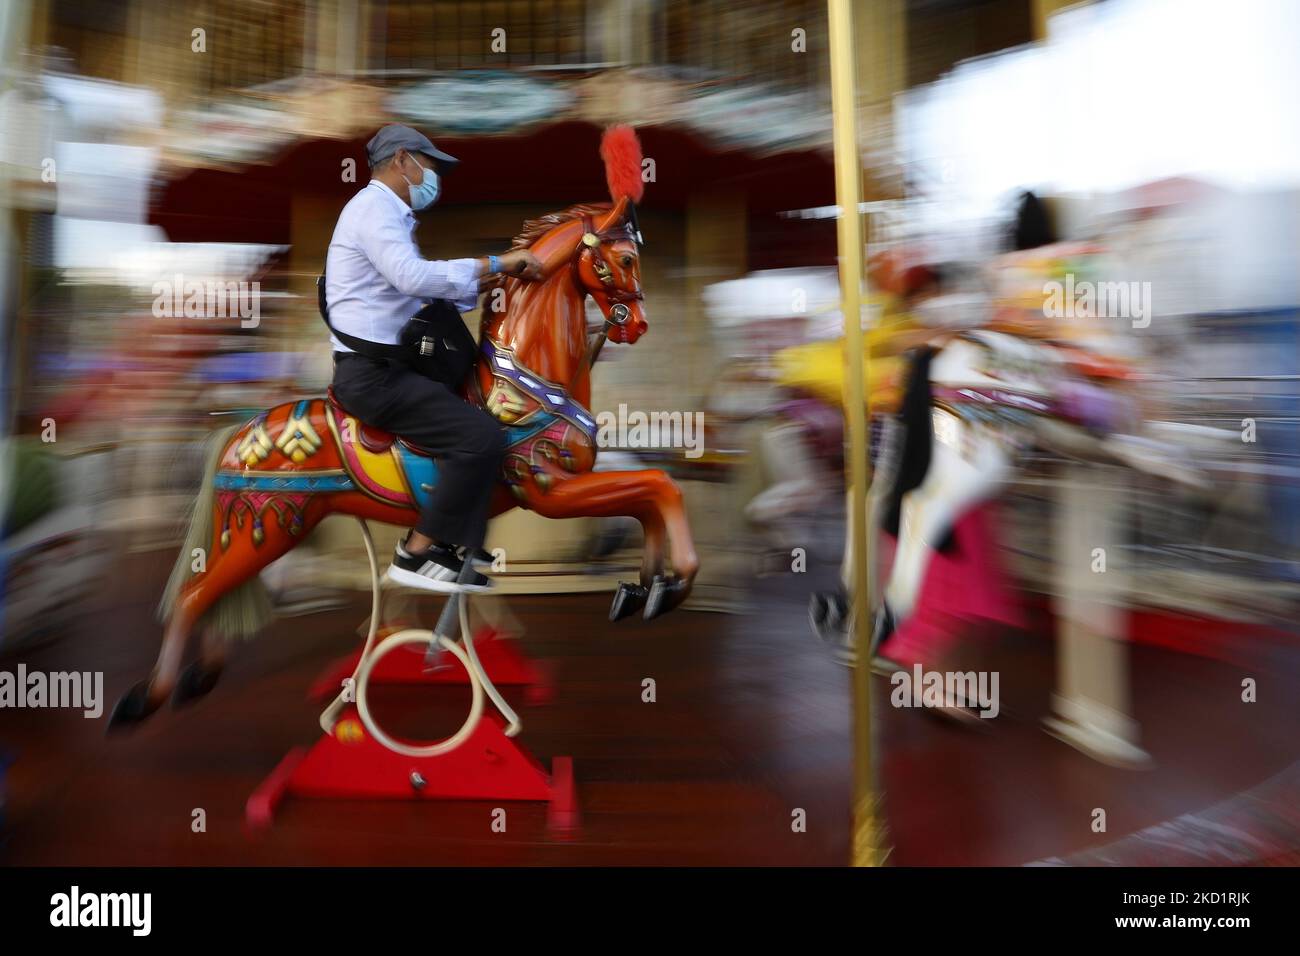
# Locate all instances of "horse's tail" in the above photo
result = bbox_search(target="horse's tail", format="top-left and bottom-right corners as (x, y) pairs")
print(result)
(156, 423), (273, 639)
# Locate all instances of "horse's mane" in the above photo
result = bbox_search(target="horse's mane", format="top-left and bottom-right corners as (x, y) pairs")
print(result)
(510, 202), (613, 250)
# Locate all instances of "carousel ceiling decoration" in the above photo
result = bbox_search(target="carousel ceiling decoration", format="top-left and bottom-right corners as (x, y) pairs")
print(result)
(386, 70), (576, 134)
(160, 67), (835, 173)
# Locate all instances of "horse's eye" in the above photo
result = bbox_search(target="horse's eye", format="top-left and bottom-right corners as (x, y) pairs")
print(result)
(620, 256), (633, 269)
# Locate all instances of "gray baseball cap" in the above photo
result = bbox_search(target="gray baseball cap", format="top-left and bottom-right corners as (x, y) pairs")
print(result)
(366, 124), (460, 172)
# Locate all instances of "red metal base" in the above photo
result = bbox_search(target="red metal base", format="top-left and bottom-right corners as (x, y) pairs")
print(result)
(246, 707), (578, 834)
(308, 627), (554, 705)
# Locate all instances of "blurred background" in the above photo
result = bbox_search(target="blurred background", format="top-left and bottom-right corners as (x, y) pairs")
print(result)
(0, 0), (1298, 866)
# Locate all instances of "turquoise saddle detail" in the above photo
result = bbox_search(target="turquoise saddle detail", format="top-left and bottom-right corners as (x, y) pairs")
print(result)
(393, 413), (559, 511)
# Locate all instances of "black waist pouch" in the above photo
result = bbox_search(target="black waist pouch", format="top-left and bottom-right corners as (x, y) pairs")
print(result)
(399, 299), (477, 389)
(320, 273), (476, 389)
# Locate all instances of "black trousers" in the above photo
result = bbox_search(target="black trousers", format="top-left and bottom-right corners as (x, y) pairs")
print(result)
(332, 352), (505, 549)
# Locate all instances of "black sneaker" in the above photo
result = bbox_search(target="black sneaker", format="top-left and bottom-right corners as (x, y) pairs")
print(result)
(385, 540), (492, 593)
(460, 546), (495, 572)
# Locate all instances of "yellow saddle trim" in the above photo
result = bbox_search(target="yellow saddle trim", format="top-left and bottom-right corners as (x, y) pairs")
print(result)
(323, 403), (414, 506)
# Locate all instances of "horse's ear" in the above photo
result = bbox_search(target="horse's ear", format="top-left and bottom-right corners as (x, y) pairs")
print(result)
(594, 196), (629, 236)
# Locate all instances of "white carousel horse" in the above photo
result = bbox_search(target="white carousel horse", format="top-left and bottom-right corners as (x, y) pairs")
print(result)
(810, 327), (1218, 664)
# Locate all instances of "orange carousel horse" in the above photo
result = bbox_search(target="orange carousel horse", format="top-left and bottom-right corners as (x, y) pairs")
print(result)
(111, 126), (698, 728)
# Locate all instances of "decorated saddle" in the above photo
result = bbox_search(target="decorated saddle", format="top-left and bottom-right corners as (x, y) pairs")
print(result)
(212, 398), (437, 549)
(212, 366), (601, 548)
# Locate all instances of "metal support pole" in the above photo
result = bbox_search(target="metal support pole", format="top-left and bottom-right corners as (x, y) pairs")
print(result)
(424, 556), (476, 664)
(828, 0), (888, 866)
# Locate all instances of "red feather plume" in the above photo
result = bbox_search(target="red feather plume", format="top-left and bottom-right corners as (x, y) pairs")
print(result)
(600, 125), (644, 204)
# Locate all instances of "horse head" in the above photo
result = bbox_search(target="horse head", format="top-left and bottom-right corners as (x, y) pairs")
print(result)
(571, 195), (647, 344)
(482, 127), (649, 385)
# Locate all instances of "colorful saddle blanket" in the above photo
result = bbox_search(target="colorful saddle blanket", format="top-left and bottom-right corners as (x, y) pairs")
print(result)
(212, 398), (435, 513)
(212, 387), (596, 521)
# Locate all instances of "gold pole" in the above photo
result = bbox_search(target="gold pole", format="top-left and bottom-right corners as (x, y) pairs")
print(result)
(827, 0), (888, 867)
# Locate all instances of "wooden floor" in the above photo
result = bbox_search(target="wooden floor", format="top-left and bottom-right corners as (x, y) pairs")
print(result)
(3, 545), (1298, 866)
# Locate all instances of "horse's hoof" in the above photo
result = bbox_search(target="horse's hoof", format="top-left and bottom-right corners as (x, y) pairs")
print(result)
(172, 661), (222, 709)
(827, 592), (849, 629)
(643, 575), (690, 620)
(107, 680), (161, 733)
(871, 603), (896, 656)
(809, 592), (829, 626)
(809, 590), (848, 643)
(609, 582), (649, 622)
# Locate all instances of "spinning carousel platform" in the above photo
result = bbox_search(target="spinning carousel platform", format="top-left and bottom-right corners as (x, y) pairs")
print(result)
(2, 544), (1298, 866)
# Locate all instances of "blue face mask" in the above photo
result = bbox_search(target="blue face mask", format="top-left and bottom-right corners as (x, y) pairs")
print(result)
(402, 159), (440, 210)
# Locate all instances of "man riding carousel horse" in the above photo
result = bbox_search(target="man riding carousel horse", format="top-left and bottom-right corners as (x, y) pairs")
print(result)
(326, 124), (544, 594)
(110, 124), (698, 729)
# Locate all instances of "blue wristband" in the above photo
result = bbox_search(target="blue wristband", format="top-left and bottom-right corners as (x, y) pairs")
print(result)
(488, 255), (500, 275)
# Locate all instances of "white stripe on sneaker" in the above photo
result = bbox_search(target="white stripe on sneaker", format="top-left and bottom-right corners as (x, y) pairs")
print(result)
(385, 564), (491, 594)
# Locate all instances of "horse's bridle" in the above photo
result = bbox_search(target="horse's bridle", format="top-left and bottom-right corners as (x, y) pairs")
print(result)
(573, 215), (644, 328)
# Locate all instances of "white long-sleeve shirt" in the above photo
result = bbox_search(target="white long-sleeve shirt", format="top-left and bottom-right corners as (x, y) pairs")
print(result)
(324, 179), (482, 353)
